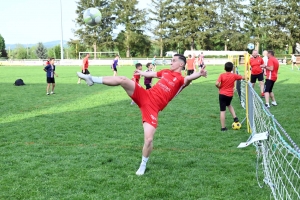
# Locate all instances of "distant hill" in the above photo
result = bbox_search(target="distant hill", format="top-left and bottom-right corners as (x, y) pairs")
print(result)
(6, 40), (68, 50)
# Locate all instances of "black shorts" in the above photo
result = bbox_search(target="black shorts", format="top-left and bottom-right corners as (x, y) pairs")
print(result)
(251, 72), (264, 83)
(145, 84), (151, 90)
(264, 79), (275, 93)
(219, 94), (233, 111)
(187, 70), (194, 75)
(113, 67), (117, 72)
(293, 62), (296, 65)
(199, 64), (204, 68)
(82, 69), (90, 74)
(47, 77), (55, 83)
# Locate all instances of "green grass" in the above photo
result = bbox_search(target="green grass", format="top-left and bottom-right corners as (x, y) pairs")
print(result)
(0, 64), (299, 199)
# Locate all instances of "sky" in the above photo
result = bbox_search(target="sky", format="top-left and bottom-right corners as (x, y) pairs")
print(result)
(0, 0), (151, 45)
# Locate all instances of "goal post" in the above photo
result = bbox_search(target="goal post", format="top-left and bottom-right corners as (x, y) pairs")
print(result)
(78, 52), (120, 60)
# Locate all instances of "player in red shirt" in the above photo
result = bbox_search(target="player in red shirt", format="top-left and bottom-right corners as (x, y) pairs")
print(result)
(77, 54), (207, 175)
(186, 54), (195, 76)
(249, 50), (265, 97)
(77, 53), (90, 84)
(261, 50), (279, 108)
(216, 62), (244, 131)
(131, 63), (142, 105)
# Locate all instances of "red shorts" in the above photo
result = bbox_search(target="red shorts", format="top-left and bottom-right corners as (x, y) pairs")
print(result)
(130, 83), (159, 128)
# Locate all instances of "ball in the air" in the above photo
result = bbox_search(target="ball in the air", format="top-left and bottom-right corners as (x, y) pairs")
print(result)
(83, 8), (102, 26)
(232, 122), (242, 130)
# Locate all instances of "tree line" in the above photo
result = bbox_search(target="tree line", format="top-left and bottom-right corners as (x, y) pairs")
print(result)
(2, 0), (300, 59)
(73, 0), (300, 57)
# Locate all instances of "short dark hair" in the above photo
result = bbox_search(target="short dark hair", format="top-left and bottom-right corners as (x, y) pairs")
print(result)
(224, 62), (234, 72)
(49, 58), (55, 61)
(135, 63), (142, 68)
(174, 54), (187, 65)
(86, 53), (90, 56)
(268, 50), (274, 56)
(146, 62), (151, 68)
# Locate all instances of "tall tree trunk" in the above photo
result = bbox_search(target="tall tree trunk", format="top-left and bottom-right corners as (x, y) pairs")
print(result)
(160, 37), (163, 57)
(126, 32), (130, 57)
(93, 42), (97, 59)
(126, 46), (130, 58)
(191, 38), (194, 51)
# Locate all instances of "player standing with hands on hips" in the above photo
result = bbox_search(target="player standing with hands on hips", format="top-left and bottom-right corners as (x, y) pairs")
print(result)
(77, 54), (207, 175)
(44, 58), (58, 95)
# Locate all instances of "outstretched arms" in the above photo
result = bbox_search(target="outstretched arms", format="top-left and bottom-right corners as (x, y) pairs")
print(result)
(184, 66), (207, 85)
(134, 70), (158, 78)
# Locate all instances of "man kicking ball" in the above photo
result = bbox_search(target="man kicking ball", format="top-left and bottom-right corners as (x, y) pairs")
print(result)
(77, 54), (207, 175)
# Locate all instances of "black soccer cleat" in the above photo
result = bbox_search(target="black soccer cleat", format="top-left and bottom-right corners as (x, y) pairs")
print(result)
(221, 127), (228, 132)
(233, 117), (239, 123)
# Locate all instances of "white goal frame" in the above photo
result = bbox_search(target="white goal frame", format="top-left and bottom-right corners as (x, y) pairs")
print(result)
(78, 52), (120, 60)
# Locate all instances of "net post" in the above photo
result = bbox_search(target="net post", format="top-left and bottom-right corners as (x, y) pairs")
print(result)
(244, 53), (251, 133)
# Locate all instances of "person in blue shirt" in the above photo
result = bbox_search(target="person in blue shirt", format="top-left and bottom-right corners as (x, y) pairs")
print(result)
(43, 58), (58, 95)
(111, 54), (119, 76)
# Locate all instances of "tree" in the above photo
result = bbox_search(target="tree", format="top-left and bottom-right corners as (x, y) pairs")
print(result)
(74, 0), (116, 59)
(47, 45), (61, 59)
(35, 42), (48, 59)
(115, 30), (151, 57)
(0, 34), (7, 57)
(114, 0), (146, 57)
(148, 0), (171, 57)
(68, 39), (87, 59)
(12, 44), (27, 59)
(266, 0), (300, 53)
(212, 0), (248, 51)
(166, 0), (219, 51)
(28, 46), (38, 59)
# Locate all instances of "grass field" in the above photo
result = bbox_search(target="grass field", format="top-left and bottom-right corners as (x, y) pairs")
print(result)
(0, 63), (299, 199)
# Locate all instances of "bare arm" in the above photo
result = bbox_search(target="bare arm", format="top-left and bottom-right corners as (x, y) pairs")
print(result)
(261, 65), (274, 71)
(134, 70), (158, 78)
(215, 81), (221, 88)
(184, 66), (207, 85)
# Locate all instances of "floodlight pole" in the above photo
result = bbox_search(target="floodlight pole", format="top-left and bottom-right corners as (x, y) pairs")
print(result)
(60, 0), (64, 60)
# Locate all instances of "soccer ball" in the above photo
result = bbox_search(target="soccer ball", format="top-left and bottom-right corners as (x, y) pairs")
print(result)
(232, 122), (242, 130)
(83, 8), (102, 26)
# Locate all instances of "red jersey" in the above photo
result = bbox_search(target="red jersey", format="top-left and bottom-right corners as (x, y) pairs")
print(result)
(132, 72), (141, 83)
(186, 58), (195, 70)
(266, 57), (279, 81)
(83, 57), (89, 69)
(149, 69), (185, 111)
(217, 72), (242, 97)
(46, 61), (50, 65)
(250, 56), (264, 75)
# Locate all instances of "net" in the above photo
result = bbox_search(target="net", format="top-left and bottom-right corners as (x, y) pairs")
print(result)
(237, 81), (300, 200)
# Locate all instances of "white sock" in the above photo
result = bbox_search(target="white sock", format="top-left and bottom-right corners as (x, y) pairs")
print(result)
(141, 156), (148, 165)
(266, 103), (270, 106)
(136, 156), (148, 176)
(91, 76), (103, 84)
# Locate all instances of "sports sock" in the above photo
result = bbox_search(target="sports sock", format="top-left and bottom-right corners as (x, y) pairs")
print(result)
(136, 156), (148, 176)
(141, 156), (148, 166)
(91, 76), (103, 84)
